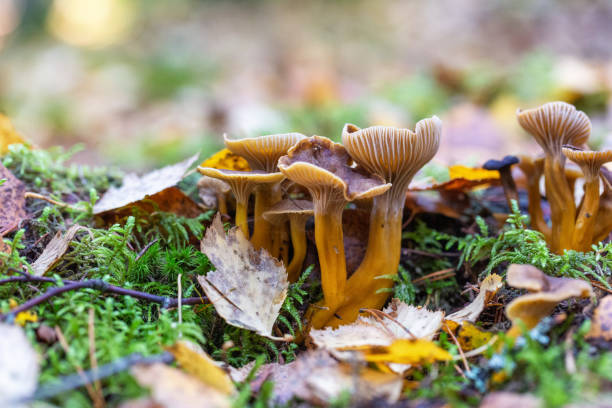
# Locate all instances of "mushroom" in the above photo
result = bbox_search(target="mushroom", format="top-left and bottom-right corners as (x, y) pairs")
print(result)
(482, 155), (519, 211)
(517, 102), (591, 253)
(196, 168), (284, 238)
(593, 174), (612, 243)
(278, 136), (391, 311)
(316, 117), (441, 327)
(505, 264), (592, 337)
(264, 199), (314, 282)
(197, 175), (231, 214)
(517, 155), (550, 237)
(562, 146), (612, 251)
(225, 133), (306, 256)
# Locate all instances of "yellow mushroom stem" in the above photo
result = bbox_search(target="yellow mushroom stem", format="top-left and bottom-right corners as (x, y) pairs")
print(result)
(235, 200), (249, 238)
(593, 177), (612, 243)
(544, 157), (575, 253)
(313, 201), (347, 310)
(573, 176), (600, 251)
(518, 157), (550, 238)
(279, 222), (290, 265)
(251, 183), (283, 256)
(216, 193), (228, 215)
(287, 216), (308, 282)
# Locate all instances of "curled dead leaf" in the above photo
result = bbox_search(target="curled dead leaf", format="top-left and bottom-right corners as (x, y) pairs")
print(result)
(198, 214), (288, 339)
(31, 225), (89, 276)
(586, 295), (612, 341)
(446, 274), (503, 330)
(94, 154), (200, 220)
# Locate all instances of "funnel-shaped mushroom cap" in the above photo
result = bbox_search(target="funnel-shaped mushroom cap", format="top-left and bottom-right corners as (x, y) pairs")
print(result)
(278, 136), (391, 210)
(224, 133), (307, 173)
(517, 102), (591, 158)
(341, 117), (441, 190)
(197, 167), (284, 203)
(263, 199), (314, 224)
(505, 264), (593, 330)
(562, 146), (612, 180)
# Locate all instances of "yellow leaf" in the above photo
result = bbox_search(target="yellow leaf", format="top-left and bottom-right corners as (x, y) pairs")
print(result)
(351, 339), (452, 366)
(448, 165), (500, 181)
(0, 114), (25, 154)
(200, 148), (250, 171)
(456, 321), (494, 351)
(166, 341), (234, 395)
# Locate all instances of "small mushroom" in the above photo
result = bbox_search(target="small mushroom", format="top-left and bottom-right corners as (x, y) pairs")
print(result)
(483, 155), (519, 211)
(264, 199), (314, 282)
(196, 168), (284, 238)
(197, 175), (231, 214)
(505, 264), (592, 337)
(517, 102), (591, 253)
(517, 155), (550, 237)
(593, 174), (612, 243)
(225, 133), (306, 256)
(321, 117), (441, 327)
(562, 146), (612, 251)
(278, 136), (391, 311)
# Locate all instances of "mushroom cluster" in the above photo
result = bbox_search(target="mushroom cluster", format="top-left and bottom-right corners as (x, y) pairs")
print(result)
(512, 101), (612, 253)
(199, 119), (441, 328)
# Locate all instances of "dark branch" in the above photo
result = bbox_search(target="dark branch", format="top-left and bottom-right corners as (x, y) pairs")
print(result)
(0, 274), (208, 322)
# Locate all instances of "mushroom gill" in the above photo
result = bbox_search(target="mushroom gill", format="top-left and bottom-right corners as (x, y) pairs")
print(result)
(278, 136), (391, 312)
(225, 133), (306, 256)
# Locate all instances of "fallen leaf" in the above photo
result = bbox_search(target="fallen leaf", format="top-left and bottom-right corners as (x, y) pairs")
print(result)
(479, 391), (541, 408)
(455, 321), (495, 351)
(0, 323), (39, 407)
(0, 162), (27, 234)
(587, 295), (612, 341)
(446, 274), (503, 329)
(352, 339), (452, 365)
(131, 363), (230, 408)
(0, 114), (25, 154)
(252, 350), (402, 405)
(311, 299), (444, 349)
(448, 165), (500, 181)
(9, 299), (38, 327)
(166, 341), (234, 395)
(405, 192), (462, 220)
(31, 225), (87, 276)
(310, 299), (444, 373)
(198, 214), (288, 339)
(94, 154), (200, 218)
(200, 148), (250, 171)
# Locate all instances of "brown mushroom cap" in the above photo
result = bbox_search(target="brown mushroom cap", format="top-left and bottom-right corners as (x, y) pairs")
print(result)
(224, 133), (307, 173)
(562, 146), (612, 180)
(197, 167), (284, 203)
(263, 199), (314, 224)
(278, 136), (391, 211)
(341, 117), (441, 200)
(197, 175), (231, 194)
(506, 264), (593, 331)
(517, 102), (591, 158)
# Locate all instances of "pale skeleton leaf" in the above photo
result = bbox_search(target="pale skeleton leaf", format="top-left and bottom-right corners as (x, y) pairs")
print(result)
(198, 214), (288, 339)
(0, 323), (39, 408)
(446, 273), (503, 324)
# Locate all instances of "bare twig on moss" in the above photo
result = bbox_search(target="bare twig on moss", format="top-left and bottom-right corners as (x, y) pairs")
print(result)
(0, 273), (208, 321)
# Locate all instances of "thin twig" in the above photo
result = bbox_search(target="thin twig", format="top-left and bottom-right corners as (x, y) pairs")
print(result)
(412, 268), (456, 285)
(25, 192), (76, 210)
(444, 322), (470, 374)
(0, 274), (208, 321)
(55, 326), (98, 403)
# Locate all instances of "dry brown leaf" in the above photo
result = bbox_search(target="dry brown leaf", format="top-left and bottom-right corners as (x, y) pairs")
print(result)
(405, 193), (462, 220)
(198, 214), (288, 339)
(0, 163), (27, 234)
(446, 274), (503, 328)
(166, 341), (234, 395)
(131, 363), (230, 408)
(94, 154), (200, 217)
(31, 225), (88, 276)
(587, 295), (612, 341)
(0, 323), (39, 407)
(253, 350), (402, 405)
(0, 114), (25, 154)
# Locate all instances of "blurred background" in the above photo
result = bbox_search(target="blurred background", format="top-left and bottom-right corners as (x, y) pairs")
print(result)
(2, 0), (612, 169)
